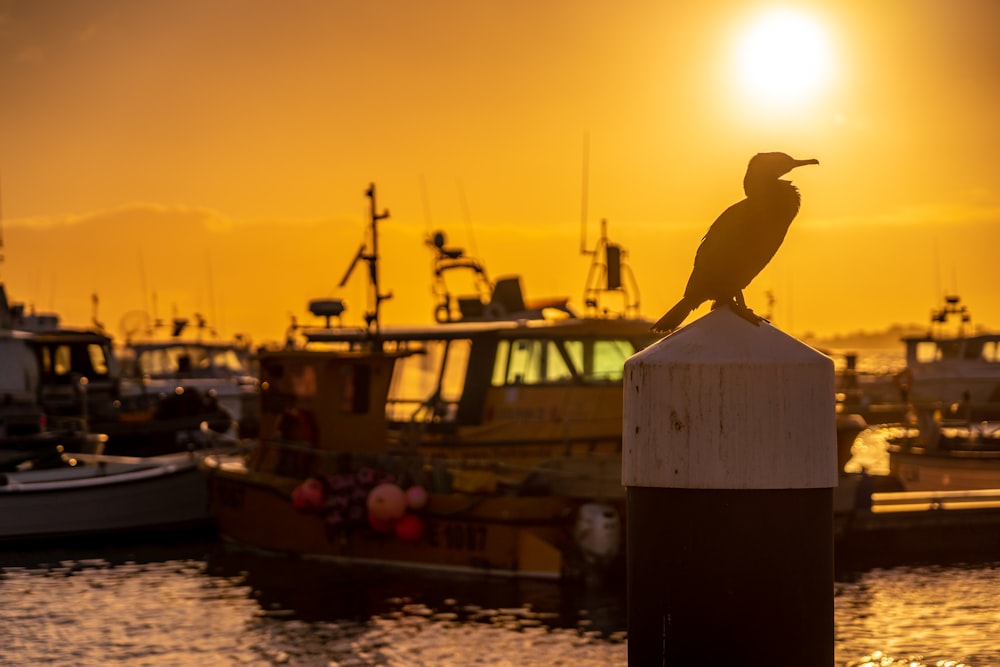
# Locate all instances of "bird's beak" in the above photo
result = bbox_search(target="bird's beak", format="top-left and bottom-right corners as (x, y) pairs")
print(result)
(793, 158), (819, 168)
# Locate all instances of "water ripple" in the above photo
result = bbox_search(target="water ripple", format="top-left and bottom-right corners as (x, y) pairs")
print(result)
(2, 544), (996, 666)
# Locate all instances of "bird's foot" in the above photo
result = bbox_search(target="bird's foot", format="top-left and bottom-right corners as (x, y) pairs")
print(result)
(726, 301), (766, 326)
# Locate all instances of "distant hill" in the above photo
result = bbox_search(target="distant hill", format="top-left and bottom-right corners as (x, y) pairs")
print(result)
(802, 324), (929, 351)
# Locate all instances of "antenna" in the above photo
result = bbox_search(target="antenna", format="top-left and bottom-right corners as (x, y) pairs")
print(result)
(579, 132), (590, 255)
(206, 249), (220, 337)
(139, 248), (152, 320)
(0, 170), (5, 271)
(932, 238), (941, 303)
(339, 183), (392, 332)
(91, 293), (104, 331)
(582, 218), (641, 318)
(456, 177), (480, 260)
(419, 173), (433, 232)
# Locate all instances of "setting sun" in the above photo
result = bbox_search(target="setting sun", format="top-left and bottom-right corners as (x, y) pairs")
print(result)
(4, 1), (1000, 342)
(733, 8), (834, 107)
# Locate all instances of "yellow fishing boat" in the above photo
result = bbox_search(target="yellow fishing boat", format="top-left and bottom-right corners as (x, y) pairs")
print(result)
(203, 184), (657, 579)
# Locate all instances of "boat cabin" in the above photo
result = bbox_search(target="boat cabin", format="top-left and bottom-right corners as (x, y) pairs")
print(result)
(24, 329), (121, 424)
(299, 317), (659, 454)
(122, 341), (253, 381)
(904, 333), (1000, 366)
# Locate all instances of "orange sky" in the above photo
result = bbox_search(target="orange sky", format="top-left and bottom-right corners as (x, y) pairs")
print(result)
(2, 0), (1000, 345)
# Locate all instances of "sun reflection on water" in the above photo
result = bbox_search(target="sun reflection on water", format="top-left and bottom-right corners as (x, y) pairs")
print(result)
(1, 543), (996, 666)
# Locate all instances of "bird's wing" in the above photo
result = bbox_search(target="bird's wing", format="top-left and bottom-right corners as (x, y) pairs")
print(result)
(684, 199), (753, 299)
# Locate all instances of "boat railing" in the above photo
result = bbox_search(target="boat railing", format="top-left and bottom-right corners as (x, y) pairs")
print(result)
(385, 396), (458, 424)
(871, 487), (1000, 513)
(244, 435), (619, 496)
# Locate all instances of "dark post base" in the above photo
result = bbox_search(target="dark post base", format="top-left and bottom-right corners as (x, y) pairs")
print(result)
(627, 486), (833, 666)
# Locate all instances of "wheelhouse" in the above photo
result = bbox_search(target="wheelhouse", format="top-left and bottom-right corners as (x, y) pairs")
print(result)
(301, 318), (659, 448)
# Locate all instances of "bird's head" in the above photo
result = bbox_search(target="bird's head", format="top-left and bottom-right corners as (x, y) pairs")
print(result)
(747, 152), (819, 179)
(744, 152), (819, 194)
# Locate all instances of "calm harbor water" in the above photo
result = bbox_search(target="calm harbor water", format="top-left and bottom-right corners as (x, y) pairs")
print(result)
(2, 536), (998, 666)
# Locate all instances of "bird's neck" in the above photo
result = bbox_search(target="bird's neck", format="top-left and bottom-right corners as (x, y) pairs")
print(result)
(744, 178), (801, 214)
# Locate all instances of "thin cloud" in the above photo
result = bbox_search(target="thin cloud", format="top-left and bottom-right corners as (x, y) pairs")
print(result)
(76, 23), (98, 44)
(5, 201), (359, 233)
(14, 45), (42, 63)
(803, 201), (1000, 229)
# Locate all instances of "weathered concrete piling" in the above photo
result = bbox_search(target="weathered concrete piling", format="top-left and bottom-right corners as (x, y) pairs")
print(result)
(623, 307), (836, 665)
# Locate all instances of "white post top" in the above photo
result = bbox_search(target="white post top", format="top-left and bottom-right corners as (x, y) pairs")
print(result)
(623, 307), (838, 489)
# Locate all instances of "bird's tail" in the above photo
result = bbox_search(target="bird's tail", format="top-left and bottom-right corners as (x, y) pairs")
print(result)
(651, 296), (698, 333)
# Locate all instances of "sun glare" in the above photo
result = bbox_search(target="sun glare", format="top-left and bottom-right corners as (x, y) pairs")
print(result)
(733, 8), (834, 108)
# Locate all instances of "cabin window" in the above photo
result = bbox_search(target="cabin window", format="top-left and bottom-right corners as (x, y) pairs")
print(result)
(490, 338), (634, 386)
(138, 345), (215, 377)
(591, 340), (633, 380)
(492, 339), (573, 386)
(980, 341), (999, 363)
(914, 341), (940, 363)
(560, 338), (634, 382)
(211, 348), (247, 374)
(492, 340), (510, 386)
(543, 341), (574, 381)
(137, 349), (171, 377)
(53, 345), (72, 376)
(505, 340), (542, 384)
(386, 339), (470, 422)
(86, 344), (109, 376)
(440, 339), (471, 402)
(38, 347), (52, 374)
(35, 342), (111, 380)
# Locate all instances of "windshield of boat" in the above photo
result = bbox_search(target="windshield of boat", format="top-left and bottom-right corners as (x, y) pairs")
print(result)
(913, 338), (1000, 364)
(136, 344), (248, 378)
(34, 340), (113, 383)
(493, 337), (634, 385)
(385, 339), (471, 422)
(383, 334), (637, 424)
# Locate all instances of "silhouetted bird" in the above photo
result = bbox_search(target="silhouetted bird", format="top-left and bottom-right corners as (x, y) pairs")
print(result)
(651, 152), (819, 333)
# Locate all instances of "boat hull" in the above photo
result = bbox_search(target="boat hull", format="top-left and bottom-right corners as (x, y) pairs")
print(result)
(891, 447), (1000, 491)
(204, 458), (600, 579)
(0, 452), (213, 541)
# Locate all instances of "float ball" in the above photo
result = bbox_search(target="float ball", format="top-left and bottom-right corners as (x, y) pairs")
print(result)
(292, 478), (326, 511)
(405, 485), (429, 510)
(367, 483), (407, 521)
(394, 513), (425, 542)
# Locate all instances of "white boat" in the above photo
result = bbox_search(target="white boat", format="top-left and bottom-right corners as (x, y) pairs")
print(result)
(24, 326), (235, 457)
(898, 295), (1000, 419)
(118, 315), (259, 437)
(0, 447), (234, 541)
(887, 415), (1000, 492)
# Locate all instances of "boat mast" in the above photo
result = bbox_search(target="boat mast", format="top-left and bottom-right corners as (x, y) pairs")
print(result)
(0, 169), (5, 272)
(339, 183), (392, 334)
(0, 172), (8, 330)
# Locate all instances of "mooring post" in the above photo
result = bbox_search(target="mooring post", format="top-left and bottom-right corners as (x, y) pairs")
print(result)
(623, 307), (836, 665)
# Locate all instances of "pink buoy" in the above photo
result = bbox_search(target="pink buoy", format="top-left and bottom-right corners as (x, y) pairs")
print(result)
(367, 482), (407, 522)
(405, 485), (428, 510)
(394, 513), (425, 542)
